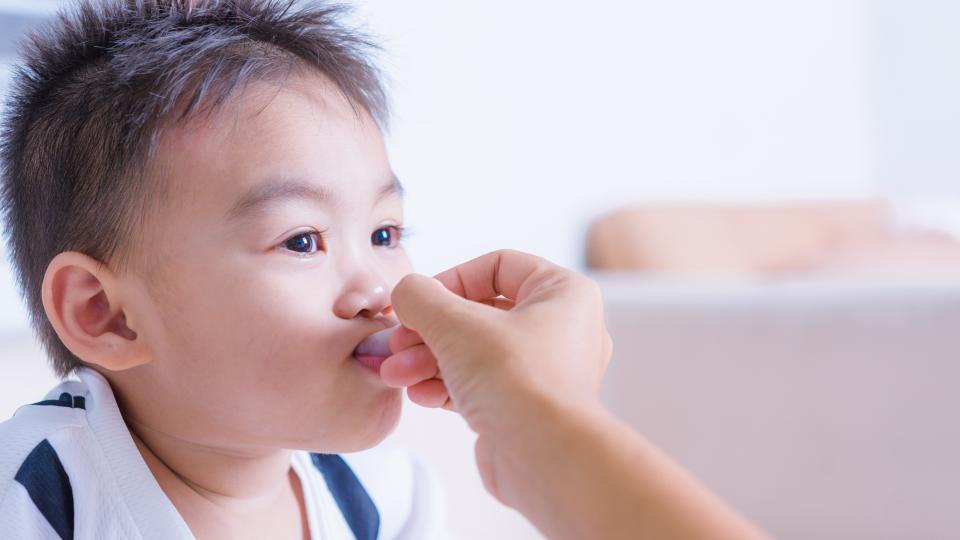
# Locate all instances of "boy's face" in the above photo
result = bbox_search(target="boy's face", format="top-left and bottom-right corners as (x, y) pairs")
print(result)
(120, 72), (411, 452)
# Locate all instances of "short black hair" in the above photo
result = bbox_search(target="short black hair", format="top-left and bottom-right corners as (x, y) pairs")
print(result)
(0, 0), (388, 377)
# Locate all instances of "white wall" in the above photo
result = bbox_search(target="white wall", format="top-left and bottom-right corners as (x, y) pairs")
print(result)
(864, 0), (960, 198)
(354, 0), (873, 275)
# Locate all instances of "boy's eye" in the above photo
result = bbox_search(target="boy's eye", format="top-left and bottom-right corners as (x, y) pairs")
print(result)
(372, 225), (404, 248)
(280, 226), (404, 255)
(283, 231), (321, 254)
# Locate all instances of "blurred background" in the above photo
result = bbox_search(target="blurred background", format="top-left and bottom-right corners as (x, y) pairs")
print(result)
(2, 1), (960, 538)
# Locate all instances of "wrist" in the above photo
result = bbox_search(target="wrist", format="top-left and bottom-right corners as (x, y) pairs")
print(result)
(479, 391), (624, 539)
(494, 393), (770, 540)
(472, 378), (605, 448)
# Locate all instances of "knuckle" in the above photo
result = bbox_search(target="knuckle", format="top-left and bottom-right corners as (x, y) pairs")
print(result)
(572, 274), (605, 308)
(583, 275), (603, 298)
(566, 271), (600, 294)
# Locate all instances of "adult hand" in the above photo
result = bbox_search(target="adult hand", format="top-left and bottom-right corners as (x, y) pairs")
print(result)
(382, 249), (767, 540)
(381, 249), (612, 438)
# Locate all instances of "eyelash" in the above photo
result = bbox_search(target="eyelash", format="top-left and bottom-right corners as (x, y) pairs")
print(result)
(280, 225), (411, 256)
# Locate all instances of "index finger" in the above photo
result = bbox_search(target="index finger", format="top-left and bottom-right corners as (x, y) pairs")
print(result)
(432, 249), (563, 304)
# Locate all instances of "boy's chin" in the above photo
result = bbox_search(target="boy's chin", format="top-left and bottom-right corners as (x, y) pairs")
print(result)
(302, 387), (403, 453)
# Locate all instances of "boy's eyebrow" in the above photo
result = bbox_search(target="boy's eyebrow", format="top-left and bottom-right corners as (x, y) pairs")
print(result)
(226, 174), (405, 221)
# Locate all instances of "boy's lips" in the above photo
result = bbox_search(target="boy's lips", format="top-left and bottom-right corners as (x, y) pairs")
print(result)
(352, 325), (398, 374)
(353, 354), (387, 374)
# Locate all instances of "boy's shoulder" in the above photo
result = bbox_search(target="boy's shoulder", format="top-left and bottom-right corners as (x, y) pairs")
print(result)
(0, 376), (118, 539)
(0, 370), (195, 539)
(0, 379), (90, 492)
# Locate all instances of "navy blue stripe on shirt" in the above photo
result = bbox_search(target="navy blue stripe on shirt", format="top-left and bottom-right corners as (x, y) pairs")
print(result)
(14, 439), (75, 540)
(311, 453), (379, 540)
(31, 392), (85, 410)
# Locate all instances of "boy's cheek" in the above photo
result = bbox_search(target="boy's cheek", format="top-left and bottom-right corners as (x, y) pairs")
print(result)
(145, 294), (401, 449)
(173, 264), (333, 324)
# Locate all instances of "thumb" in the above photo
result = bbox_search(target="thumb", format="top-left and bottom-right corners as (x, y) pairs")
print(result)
(390, 273), (478, 346)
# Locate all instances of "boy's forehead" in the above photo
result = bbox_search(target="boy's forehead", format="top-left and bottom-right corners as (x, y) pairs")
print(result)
(161, 74), (366, 162)
(154, 74), (392, 216)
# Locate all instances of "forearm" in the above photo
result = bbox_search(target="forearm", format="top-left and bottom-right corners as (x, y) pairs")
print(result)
(495, 398), (769, 540)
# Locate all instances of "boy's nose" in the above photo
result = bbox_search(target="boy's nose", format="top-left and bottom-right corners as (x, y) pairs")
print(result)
(333, 278), (392, 320)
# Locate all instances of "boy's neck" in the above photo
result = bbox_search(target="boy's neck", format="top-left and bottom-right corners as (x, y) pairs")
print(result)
(127, 418), (309, 539)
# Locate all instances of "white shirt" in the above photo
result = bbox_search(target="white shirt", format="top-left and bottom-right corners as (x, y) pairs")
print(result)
(0, 367), (445, 539)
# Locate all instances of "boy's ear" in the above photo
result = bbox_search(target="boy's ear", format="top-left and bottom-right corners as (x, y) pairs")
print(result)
(41, 251), (150, 371)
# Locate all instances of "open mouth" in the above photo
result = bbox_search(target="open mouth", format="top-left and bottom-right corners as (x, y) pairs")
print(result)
(352, 325), (397, 374)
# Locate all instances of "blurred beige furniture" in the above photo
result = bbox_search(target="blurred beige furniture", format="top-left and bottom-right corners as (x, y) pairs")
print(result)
(594, 276), (960, 540)
(588, 202), (960, 538)
(586, 200), (960, 279)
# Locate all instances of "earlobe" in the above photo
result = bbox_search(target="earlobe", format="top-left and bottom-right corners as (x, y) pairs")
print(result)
(41, 252), (150, 371)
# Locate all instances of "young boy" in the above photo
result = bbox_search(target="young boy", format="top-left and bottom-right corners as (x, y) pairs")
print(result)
(0, 0), (444, 538)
